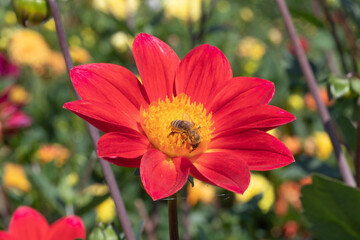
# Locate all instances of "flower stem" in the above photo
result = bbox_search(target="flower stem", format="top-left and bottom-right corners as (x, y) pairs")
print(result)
(317, 0), (349, 74)
(276, 0), (356, 187)
(168, 194), (179, 240)
(355, 112), (360, 187)
(47, 0), (136, 239)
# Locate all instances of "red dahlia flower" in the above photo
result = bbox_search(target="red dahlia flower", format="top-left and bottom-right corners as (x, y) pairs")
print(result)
(64, 33), (295, 200)
(0, 206), (85, 240)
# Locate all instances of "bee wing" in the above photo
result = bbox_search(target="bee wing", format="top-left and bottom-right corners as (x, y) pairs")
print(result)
(182, 112), (196, 126)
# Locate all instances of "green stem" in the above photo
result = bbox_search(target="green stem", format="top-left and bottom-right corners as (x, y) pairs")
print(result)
(168, 194), (179, 240)
(355, 112), (360, 187)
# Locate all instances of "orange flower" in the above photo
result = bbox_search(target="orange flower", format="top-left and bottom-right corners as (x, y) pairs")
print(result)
(36, 144), (70, 167)
(305, 87), (334, 111)
(275, 177), (312, 216)
(282, 135), (301, 155)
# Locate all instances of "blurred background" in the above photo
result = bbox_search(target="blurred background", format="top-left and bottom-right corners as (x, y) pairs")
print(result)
(0, 0), (359, 239)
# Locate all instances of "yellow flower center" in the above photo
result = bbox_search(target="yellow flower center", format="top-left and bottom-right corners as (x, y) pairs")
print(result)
(140, 94), (214, 158)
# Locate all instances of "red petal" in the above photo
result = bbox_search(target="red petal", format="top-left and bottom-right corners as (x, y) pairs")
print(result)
(0, 232), (15, 240)
(97, 132), (149, 159)
(132, 33), (180, 102)
(70, 63), (147, 114)
(140, 149), (190, 200)
(8, 206), (49, 240)
(47, 216), (86, 240)
(103, 155), (142, 168)
(175, 45), (232, 105)
(189, 152), (250, 194)
(207, 77), (274, 114)
(213, 105), (295, 135)
(209, 130), (295, 170)
(63, 100), (138, 133)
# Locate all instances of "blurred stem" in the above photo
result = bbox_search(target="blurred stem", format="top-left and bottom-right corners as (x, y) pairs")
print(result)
(355, 112), (360, 187)
(78, 152), (97, 191)
(0, 186), (9, 225)
(276, 0), (356, 187)
(180, 200), (190, 240)
(47, 1), (136, 239)
(317, 0), (349, 74)
(168, 194), (179, 240)
(126, 0), (135, 32)
(334, 11), (359, 73)
(135, 199), (158, 240)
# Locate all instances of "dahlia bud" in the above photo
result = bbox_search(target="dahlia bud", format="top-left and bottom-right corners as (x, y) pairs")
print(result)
(12, 0), (51, 27)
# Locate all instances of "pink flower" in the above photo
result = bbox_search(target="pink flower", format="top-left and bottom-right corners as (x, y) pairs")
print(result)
(0, 206), (86, 240)
(0, 88), (31, 140)
(64, 33), (295, 200)
(0, 53), (19, 78)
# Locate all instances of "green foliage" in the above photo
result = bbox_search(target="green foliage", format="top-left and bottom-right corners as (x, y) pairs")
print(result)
(302, 174), (360, 240)
(0, 0), (360, 239)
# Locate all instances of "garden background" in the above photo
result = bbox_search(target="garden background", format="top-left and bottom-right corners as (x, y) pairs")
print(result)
(1, 0), (360, 239)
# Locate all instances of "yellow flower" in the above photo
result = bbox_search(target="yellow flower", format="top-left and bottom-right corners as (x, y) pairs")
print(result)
(243, 60), (260, 75)
(96, 197), (116, 223)
(237, 37), (266, 61)
(83, 184), (109, 196)
(43, 19), (56, 31)
(66, 172), (79, 187)
(187, 179), (216, 206)
(110, 32), (133, 53)
(164, 0), (202, 22)
(235, 174), (274, 213)
(239, 7), (254, 22)
(81, 27), (96, 48)
(70, 46), (91, 64)
(8, 85), (30, 105)
(8, 29), (51, 69)
(314, 131), (333, 160)
(268, 28), (283, 45)
(217, 0), (230, 13)
(92, 0), (139, 20)
(5, 11), (17, 25)
(3, 163), (31, 193)
(287, 94), (304, 110)
(36, 144), (70, 167)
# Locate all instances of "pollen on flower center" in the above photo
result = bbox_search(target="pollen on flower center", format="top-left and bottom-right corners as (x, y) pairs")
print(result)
(140, 94), (214, 158)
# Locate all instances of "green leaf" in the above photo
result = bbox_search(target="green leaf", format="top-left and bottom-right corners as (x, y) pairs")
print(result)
(188, 175), (194, 187)
(88, 224), (119, 240)
(350, 77), (360, 95)
(289, 7), (324, 28)
(135, 220), (145, 240)
(27, 169), (65, 215)
(301, 174), (360, 240)
(328, 76), (350, 98)
(88, 226), (107, 240)
(104, 225), (119, 240)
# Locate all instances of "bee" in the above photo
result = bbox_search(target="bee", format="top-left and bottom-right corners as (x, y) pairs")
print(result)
(169, 119), (201, 152)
